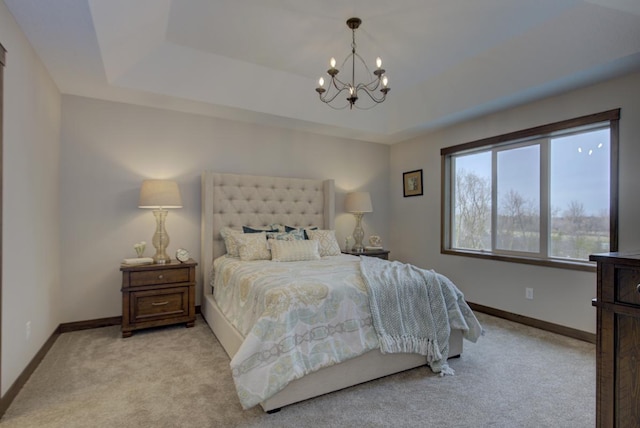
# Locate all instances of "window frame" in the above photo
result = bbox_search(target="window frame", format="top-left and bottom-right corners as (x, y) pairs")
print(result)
(441, 109), (620, 272)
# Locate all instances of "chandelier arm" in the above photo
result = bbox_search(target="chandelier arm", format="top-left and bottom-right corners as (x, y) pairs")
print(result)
(354, 102), (381, 111)
(322, 99), (350, 110)
(339, 53), (355, 74)
(318, 75), (348, 104)
(353, 52), (374, 77)
(320, 88), (348, 105)
(350, 52), (379, 92)
(331, 75), (349, 91)
(358, 87), (387, 104)
(356, 78), (381, 92)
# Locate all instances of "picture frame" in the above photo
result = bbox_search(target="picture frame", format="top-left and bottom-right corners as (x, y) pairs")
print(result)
(403, 169), (423, 197)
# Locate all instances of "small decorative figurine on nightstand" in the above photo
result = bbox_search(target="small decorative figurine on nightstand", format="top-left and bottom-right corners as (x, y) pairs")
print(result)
(133, 241), (146, 257)
(345, 236), (352, 252)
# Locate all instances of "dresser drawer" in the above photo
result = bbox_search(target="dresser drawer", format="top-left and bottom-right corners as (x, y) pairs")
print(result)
(615, 267), (640, 306)
(127, 267), (191, 287)
(130, 287), (188, 322)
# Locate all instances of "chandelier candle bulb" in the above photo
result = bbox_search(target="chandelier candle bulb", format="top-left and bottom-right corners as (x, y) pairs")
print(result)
(330, 57), (336, 68)
(319, 77), (324, 87)
(376, 57), (382, 68)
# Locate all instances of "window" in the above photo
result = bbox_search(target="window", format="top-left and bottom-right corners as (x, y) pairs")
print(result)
(441, 110), (619, 271)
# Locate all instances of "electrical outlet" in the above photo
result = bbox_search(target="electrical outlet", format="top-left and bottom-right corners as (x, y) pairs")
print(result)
(26, 321), (31, 341)
(525, 288), (534, 300)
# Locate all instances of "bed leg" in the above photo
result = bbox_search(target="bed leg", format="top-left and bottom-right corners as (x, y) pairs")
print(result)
(266, 408), (282, 414)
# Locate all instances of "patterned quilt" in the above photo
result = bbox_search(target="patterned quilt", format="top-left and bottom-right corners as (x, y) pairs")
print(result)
(212, 254), (481, 410)
(213, 255), (378, 409)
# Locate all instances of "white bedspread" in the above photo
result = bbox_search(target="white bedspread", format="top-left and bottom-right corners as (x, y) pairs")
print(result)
(212, 254), (481, 409)
(213, 254), (378, 409)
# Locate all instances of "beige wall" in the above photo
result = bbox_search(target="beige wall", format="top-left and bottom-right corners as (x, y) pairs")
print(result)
(390, 72), (640, 334)
(59, 95), (390, 322)
(0, 2), (62, 396)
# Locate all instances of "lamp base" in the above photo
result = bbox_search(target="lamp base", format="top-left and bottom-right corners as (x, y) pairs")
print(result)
(151, 209), (171, 264)
(352, 212), (365, 253)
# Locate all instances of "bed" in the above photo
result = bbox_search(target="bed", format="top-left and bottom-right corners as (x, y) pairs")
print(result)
(200, 171), (475, 412)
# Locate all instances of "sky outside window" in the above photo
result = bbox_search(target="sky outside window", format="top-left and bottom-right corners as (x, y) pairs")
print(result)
(550, 129), (609, 216)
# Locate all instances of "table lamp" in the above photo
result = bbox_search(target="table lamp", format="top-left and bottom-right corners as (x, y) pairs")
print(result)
(138, 179), (183, 264)
(345, 192), (373, 253)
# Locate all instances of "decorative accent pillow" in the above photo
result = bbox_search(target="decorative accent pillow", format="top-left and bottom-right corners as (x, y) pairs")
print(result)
(306, 229), (341, 256)
(235, 232), (271, 261)
(270, 239), (321, 262)
(266, 230), (305, 242)
(220, 227), (243, 257)
(269, 223), (285, 232)
(285, 225), (318, 239)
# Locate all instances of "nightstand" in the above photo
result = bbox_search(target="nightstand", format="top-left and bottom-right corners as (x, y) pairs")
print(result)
(342, 249), (390, 260)
(120, 259), (197, 338)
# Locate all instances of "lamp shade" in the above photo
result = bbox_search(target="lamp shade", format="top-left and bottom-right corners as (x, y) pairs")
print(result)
(345, 192), (372, 213)
(138, 180), (183, 208)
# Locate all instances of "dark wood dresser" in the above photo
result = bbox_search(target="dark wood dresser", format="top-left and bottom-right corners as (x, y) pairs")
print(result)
(590, 252), (640, 428)
(120, 260), (197, 338)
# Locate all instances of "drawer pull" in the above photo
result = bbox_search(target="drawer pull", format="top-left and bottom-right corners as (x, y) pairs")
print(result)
(158, 274), (164, 279)
(151, 301), (169, 306)
(637, 284), (640, 294)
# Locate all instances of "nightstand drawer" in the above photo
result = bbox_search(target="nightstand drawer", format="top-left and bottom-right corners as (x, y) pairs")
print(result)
(131, 287), (188, 322)
(615, 267), (640, 306)
(128, 267), (190, 287)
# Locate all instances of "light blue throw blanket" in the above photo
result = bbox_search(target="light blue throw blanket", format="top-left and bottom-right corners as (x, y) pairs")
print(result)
(359, 256), (482, 375)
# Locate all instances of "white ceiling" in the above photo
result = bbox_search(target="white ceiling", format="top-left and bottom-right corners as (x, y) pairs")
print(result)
(4, 0), (640, 144)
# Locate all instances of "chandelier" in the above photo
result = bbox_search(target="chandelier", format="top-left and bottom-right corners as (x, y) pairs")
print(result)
(315, 17), (389, 110)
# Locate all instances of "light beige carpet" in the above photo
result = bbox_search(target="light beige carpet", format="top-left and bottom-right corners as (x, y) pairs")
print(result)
(1, 312), (594, 427)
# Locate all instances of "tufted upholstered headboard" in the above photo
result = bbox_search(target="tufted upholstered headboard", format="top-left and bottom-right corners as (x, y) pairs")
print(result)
(201, 171), (335, 292)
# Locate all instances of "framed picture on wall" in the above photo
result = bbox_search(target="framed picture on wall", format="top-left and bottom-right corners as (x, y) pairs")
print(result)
(403, 169), (423, 197)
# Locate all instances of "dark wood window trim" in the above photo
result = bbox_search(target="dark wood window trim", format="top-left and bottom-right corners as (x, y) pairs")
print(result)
(440, 110), (620, 156)
(440, 109), (620, 272)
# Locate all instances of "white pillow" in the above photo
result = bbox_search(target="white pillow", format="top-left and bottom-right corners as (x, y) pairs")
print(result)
(235, 232), (271, 261)
(306, 229), (341, 256)
(220, 227), (243, 257)
(270, 239), (321, 262)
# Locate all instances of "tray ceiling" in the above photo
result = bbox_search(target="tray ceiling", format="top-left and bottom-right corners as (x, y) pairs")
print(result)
(5, 0), (640, 143)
